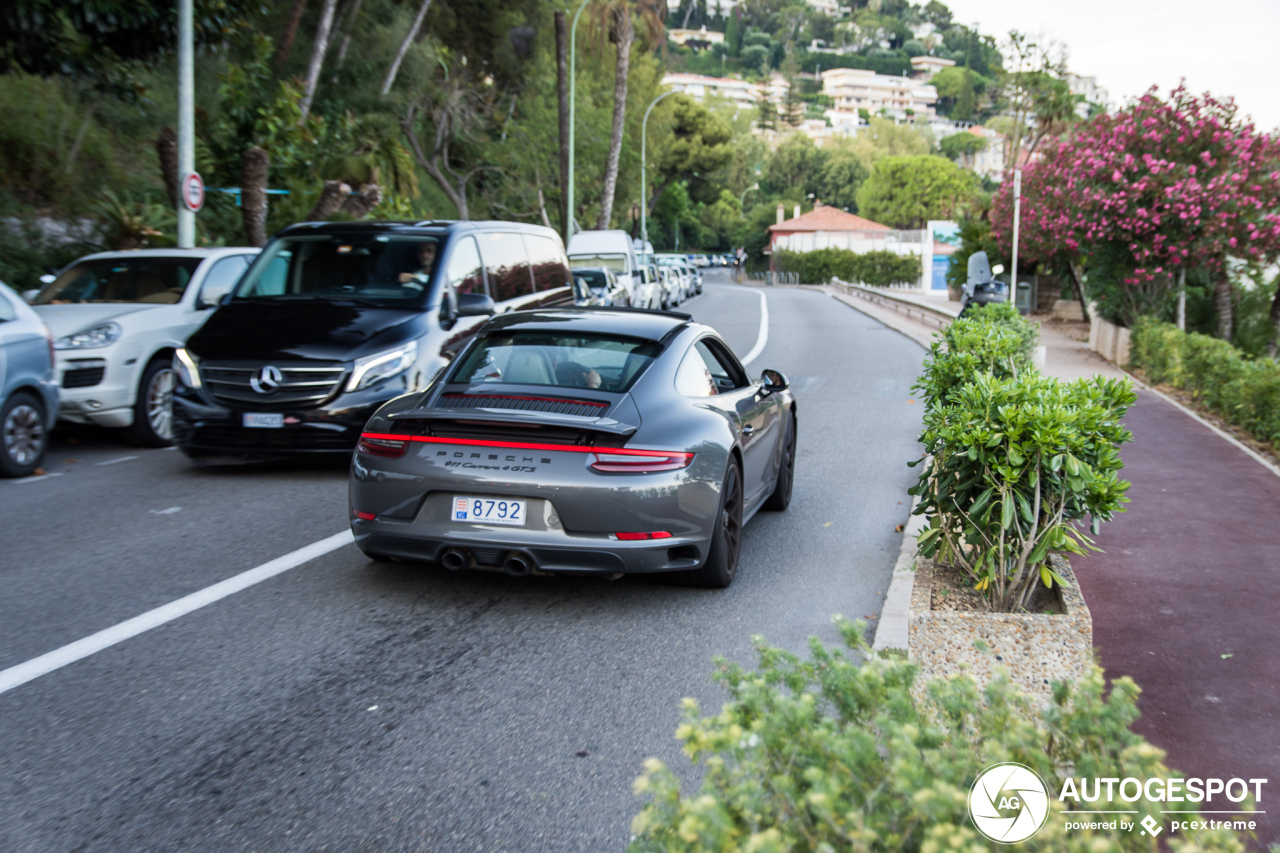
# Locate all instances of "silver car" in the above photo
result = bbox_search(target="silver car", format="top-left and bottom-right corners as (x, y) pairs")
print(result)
(349, 307), (797, 588)
(0, 281), (59, 477)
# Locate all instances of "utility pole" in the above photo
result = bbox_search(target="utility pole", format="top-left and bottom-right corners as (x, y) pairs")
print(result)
(177, 0), (195, 248)
(566, 0), (589, 239)
(640, 88), (678, 251)
(1011, 168), (1022, 293)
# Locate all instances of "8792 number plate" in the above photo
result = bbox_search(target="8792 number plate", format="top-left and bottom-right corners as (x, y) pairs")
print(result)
(451, 496), (526, 526)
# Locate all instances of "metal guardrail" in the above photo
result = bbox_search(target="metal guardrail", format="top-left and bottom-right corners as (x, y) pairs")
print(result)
(829, 279), (956, 329)
(741, 271), (799, 285)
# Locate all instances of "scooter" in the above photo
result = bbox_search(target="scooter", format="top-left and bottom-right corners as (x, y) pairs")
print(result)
(959, 250), (1009, 317)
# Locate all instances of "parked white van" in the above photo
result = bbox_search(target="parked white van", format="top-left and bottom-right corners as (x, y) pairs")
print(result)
(567, 230), (656, 309)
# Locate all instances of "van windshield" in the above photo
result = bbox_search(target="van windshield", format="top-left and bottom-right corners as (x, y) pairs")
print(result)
(568, 253), (628, 274)
(233, 234), (439, 306)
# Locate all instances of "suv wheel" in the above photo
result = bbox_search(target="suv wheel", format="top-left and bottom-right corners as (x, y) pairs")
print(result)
(123, 358), (176, 447)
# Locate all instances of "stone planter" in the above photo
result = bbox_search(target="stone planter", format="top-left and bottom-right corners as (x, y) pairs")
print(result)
(1088, 314), (1131, 366)
(907, 554), (1093, 700)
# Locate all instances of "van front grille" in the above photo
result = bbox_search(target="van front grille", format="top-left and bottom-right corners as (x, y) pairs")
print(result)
(201, 360), (347, 410)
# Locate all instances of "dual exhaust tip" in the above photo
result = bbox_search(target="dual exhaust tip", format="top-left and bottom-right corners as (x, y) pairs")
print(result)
(440, 547), (534, 577)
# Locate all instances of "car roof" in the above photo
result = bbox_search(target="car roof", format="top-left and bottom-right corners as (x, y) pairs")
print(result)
(481, 308), (691, 342)
(274, 220), (560, 239)
(70, 247), (256, 262)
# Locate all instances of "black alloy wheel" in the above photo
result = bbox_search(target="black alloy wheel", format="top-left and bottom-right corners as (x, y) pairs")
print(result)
(677, 459), (743, 588)
(763, 413), (796, 511)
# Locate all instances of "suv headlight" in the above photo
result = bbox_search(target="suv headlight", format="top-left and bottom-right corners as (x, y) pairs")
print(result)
(173, 347), (201, 388)
(348, 341), (418, 392)
(55, 322), (121, 350)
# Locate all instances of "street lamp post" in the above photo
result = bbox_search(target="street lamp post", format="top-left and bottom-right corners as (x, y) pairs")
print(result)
(566, 0), (590, 240)
(640, 88), (678, 252)
(739, 182), (759, 209)
(1011, 168), (1022, 296)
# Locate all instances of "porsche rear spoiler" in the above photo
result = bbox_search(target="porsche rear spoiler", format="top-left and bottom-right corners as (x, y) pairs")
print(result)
(388, 405), (639, 438)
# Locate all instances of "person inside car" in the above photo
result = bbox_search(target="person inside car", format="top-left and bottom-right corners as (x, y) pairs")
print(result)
(399, 242), (438, 284)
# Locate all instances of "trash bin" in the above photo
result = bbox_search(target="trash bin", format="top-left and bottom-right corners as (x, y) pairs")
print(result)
(1015, 281), (1032, 314)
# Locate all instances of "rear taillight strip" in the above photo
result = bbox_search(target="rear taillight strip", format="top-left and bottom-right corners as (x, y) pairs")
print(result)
(359, 432), (693, 463)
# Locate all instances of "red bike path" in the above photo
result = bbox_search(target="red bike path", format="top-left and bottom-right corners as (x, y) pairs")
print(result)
(1070, 388), (1280, 850)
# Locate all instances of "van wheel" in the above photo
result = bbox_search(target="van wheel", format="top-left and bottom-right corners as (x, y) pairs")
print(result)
(123, 359), (176, 447)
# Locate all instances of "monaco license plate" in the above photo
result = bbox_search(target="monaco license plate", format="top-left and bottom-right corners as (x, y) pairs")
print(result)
(451, 496), (526, 526)
(243, 413), (284, 428)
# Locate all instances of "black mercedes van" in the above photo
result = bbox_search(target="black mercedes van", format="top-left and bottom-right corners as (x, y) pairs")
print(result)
(171, 220), (575, 456)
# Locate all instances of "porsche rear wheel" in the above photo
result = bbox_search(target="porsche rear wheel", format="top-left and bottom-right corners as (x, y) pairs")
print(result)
(678, 459), (743, 589)
(763, 413), (796, 511)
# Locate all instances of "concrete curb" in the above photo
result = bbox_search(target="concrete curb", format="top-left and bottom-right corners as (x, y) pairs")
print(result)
(872, 493), (925, 652)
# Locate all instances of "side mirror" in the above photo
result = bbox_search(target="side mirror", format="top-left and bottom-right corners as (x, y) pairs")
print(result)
(991, 264), (1005, 276)
(457, 292), (496, 317)
(198, 285), (233, 309)
(760, 368), (789, 393)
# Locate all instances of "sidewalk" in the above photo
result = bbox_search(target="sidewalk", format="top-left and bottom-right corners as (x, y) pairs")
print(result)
(828, 287), (1280, 850)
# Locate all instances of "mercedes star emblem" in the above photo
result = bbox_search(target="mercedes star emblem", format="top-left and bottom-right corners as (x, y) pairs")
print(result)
(250, 365), (284, 394)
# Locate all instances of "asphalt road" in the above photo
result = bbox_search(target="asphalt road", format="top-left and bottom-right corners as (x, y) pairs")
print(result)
(0, 273), (926, 852)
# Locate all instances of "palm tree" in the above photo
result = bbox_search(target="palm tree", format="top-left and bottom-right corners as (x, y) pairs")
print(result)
(589, 0), (665, 231)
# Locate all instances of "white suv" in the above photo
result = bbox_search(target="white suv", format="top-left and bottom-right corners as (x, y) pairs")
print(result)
(30, 248), (258, 446)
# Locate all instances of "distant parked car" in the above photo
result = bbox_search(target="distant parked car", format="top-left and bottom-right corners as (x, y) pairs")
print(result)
(29, 248), (258, 447)
(567, 230), (642, 305)
(0, 280), (59, 477)
(572, 267), (630, 307)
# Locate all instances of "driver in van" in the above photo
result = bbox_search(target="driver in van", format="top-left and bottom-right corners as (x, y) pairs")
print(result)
(399, 242), (437, 283)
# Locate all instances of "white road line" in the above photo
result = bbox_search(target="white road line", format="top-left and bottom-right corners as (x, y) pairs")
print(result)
(97, 455), (139, 466)
(0, 530), (355, 696)
(739, 290), (770, 366)
(8, 472), (64, 485)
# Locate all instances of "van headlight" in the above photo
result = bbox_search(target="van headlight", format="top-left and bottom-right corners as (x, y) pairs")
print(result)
(348, 341), (418, 392)
(173, 347), (202, 388)
(55, 322), (121, 350)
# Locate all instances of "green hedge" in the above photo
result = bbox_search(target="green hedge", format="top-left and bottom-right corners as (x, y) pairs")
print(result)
(630, 620), (1248, 852)
(1130, 318), (1280, 445)
(774, 247), (920, 286)
(913, 302), (1039, 410)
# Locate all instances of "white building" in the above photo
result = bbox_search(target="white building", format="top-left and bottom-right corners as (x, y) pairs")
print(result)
(661, 72), (760, 111)
(1065, 72), (1109, 117)
(909, 55), (954, 82)
(668, 27), (725, 48)
(805, 0), (844, 17)
(821, 67), (939, 121)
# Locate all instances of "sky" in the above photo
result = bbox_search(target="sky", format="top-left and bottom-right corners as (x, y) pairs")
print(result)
(945, 0), (1280, 133)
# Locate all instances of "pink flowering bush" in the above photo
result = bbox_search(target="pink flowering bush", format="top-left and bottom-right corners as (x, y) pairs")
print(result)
(990, 86), (1280, 328)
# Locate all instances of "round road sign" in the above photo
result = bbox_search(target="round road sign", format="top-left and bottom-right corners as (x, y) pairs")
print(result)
(182, 172), (205, 213)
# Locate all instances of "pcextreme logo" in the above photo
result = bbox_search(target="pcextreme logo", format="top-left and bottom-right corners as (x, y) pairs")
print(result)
(969, 763), (1051, 844)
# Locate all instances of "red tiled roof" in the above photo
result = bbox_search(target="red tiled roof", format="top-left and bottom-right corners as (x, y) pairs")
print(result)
(767, 207), (891, 233)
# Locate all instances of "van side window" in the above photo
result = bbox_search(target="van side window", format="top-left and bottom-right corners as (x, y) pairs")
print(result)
(524, 234), (571, 292)
(446, 236), (485, 295)
(480, 232), (533, 302)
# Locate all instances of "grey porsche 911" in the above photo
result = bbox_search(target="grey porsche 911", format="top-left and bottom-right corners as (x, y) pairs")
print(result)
(348, 307), (796, 588)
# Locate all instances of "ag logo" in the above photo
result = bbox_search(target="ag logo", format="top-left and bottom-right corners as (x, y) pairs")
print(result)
(969, 762), (1050, 844)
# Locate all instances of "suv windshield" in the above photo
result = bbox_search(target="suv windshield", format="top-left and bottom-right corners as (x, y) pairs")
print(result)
(572, 270), (610, 290)
(233, 233), (440, 306)
(32, 257), (201, 305)
(449, 331), (660, 392)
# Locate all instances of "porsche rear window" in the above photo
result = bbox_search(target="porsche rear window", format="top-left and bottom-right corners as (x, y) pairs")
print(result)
(450, 332), (661, 392)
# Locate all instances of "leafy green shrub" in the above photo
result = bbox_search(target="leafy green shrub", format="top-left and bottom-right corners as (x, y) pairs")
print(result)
(630, 620), (1247, 852)
(1131, 318), (1280, 445)
(910, 372), (1135, 611)
(774, 248), (920, 286)
(913, 305), (1039, 410)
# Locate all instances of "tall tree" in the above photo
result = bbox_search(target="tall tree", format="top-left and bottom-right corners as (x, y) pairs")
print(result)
(273, 0), (309, 67)
(381, 0), (434, 97)
(299, 0), (340, 119)
(590, 0), (665, 230)
(856, 155), (976, 229)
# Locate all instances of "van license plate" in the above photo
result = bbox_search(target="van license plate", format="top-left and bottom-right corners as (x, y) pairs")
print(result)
(451, 496), (526, 526)
(243, 413), (284, 428)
